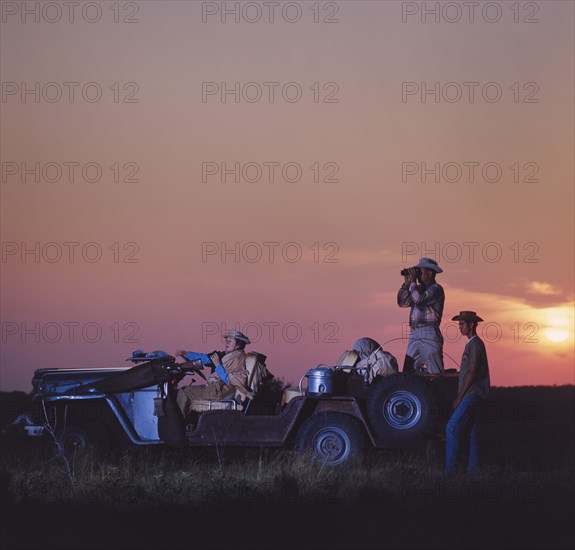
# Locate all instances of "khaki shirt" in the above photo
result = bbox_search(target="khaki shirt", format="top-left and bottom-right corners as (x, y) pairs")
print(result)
(206, 349), (248, 397)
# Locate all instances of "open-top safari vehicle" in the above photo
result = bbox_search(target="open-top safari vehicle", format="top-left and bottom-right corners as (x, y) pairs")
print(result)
(28, 347), (459, 466)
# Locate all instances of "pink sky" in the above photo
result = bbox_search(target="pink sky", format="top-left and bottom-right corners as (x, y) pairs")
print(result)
(1, 1), (573, 391)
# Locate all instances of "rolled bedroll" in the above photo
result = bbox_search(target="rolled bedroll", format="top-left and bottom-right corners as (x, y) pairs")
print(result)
(71, 359), (174, 395)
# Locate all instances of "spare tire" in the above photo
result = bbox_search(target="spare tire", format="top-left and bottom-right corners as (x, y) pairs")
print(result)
(366, 375), (436, 440)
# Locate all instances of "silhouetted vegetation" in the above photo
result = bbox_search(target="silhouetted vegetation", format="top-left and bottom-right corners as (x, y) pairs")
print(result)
(1, 386), (573, 549)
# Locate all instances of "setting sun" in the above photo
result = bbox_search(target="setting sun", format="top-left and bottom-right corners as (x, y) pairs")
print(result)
(545, 328), (570, 343)
(543, 314), (572, 344)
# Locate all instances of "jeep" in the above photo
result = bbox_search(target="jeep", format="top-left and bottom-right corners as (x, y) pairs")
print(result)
(28, 349), (458, 466)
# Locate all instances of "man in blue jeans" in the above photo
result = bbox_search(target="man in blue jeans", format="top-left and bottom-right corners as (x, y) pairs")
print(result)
(445, 311), (490, 474)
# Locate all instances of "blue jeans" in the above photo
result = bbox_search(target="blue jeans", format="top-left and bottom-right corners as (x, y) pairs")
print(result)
(445, 394), (481, 474)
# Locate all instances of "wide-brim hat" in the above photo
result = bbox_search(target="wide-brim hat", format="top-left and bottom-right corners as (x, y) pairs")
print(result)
(415, 257), (443, 273)
(452, 311), (484, 323)
(223, 330), (251, 344)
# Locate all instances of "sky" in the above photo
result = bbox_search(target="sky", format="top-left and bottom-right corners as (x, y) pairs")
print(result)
(1, 0), (574, 391)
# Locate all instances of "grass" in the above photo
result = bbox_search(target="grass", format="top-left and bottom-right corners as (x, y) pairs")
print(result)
(2, 443), (573, 550)
(1, 439), (573, 510)
(1, 385), (574, 549)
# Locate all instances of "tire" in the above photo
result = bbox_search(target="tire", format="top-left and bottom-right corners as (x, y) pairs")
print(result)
(58, 425), (108, 456)
(366, 374), (436, 440)
(295, 412), (365, 466)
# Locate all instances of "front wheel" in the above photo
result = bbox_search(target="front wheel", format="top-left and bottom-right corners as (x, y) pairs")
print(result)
(295, 412), (365, 466)
(57, 424), (109, 456)
(58, 425), (92, 455)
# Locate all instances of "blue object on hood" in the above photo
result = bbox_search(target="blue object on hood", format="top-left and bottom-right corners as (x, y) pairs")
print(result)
(127, 349), (170, 362)
(145, 350), (170, 359)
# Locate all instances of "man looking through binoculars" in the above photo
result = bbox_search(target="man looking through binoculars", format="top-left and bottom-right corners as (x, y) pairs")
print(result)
(397, 257), (445, 374)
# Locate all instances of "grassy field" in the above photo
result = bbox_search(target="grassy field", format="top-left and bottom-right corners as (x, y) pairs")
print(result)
(1, 386), (574, 549)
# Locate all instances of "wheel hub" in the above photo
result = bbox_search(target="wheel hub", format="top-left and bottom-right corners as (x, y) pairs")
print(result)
(383, 390), (422, 430)
(314, 427), (350, 464)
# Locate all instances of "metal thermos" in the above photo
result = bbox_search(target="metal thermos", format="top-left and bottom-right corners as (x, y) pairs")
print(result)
(305, 367), (335, 396)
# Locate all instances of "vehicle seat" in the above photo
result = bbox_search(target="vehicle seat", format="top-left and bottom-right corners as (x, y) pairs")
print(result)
(243, 352), (268, 396)
(281, 387), (304, 406)
(187, 352), (267, 413)
(336, 349), (359, 368)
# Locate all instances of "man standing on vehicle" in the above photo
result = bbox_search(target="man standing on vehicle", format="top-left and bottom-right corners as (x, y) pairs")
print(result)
(445, 311), (490, 474)
(397, 257), (445, 374)
(176, 330), (252, 418)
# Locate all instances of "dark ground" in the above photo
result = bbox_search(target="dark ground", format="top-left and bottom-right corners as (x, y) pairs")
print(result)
(2, 497), (573, 550)
(1, 386), (574, 550)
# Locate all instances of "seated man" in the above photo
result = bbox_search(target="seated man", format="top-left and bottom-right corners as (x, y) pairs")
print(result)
(176, 330), (252, 418)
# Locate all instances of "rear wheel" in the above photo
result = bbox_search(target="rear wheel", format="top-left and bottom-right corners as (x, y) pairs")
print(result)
(296, 412), (365, 466)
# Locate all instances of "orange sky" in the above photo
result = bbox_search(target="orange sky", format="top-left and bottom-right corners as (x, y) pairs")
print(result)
(1, 1), (574, 391)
